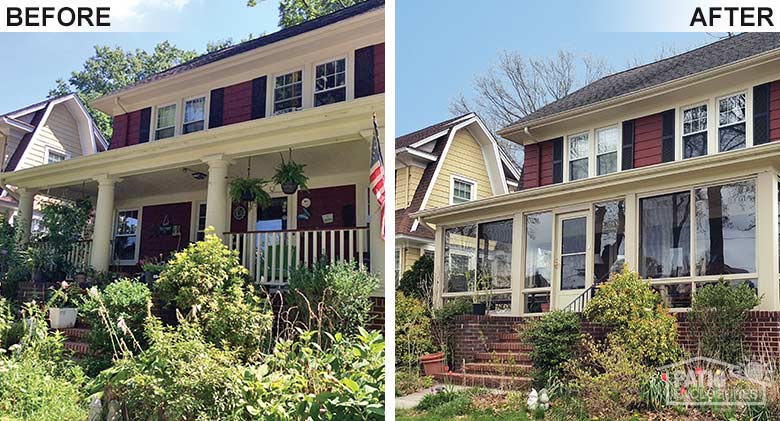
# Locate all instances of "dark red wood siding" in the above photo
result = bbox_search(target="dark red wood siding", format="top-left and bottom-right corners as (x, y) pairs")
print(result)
(373, 43), (385, 94)
(222, 81), (253, 126)
(297, 185), (357, 229)
(522, 143), (540, 189)
(633, 113), (663, 168)
(539, 140), (554, 186)
(770, 81), (780, 142)
(139, 202), (192, 260)
(126, 110), (143, 147)
(230, 202), (248, 233)
(110, 114), (128, 150)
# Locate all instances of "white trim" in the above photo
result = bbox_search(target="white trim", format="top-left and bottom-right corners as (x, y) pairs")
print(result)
(405, 129), (449, 149)
(396, 147), (438, 161)
(1, 116), (34, 133)
(113, 207), (141, 266)
(716, 90), (749, 152)
(11, 102), (54, 172)
(450, 174), (476, 205)
(43, 146), (69, 165)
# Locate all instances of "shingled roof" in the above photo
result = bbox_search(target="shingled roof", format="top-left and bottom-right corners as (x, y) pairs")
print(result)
(506, 32), (780, 129)
(396, 113), (474, 149)
(105, 0), (383, 98)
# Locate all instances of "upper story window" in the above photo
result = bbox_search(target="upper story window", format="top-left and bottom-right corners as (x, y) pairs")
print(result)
(274, 70), (303, 115)
(314, 58), (346, 107)
(46, 148), (67, 164)
(568, 132), (589, 181)
(155, 104), (176, 140)
(682, 103), (708, 159)
(451, 176), (475, 204)
(183, 97), (205, 134)
(596, 126), (618, 176)
(718, 92), (746, 152)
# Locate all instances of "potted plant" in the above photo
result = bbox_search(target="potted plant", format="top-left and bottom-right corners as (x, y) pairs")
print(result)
(139, 254), (167, 286)
(25, 246), (55, 283)
(47, 281), (83, 329)
(272, 149), (309, 195)
(471, 272), (493, 316)
(419, 351), (447, 375)
(230, 178), (271, 208)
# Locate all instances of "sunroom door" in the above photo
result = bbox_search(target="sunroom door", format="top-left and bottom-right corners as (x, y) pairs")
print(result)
(554, 211), (592, 309)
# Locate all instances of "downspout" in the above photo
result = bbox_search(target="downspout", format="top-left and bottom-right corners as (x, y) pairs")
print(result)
(523, 126), (539, 143)
(114, 97), (129, 115)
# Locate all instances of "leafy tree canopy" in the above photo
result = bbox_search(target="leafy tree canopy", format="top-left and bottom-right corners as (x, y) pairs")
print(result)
(247, 0), (363, 28)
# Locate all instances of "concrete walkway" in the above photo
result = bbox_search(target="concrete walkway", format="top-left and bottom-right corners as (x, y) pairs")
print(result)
(396, 384), (502, 410)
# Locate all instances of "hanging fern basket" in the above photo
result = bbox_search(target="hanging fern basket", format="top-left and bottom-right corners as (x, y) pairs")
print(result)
(240, 189), (256, 202)
(281, 181), (299, 195)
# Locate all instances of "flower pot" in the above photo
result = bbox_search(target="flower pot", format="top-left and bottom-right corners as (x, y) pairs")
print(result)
(74, 273), (87, 284)
(49, 307), (77, 329)
(419, 352), (446, 376)
(281, 181), (299, 195)
(472, 302), (486, 316)
(240, 190), (256, 202)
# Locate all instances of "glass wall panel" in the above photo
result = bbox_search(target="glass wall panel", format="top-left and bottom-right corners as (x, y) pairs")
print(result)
(525, 212), (553, 288)
(477, 219), (513, 289)
(444, 224), (477, 293)
(594, 200), (626, 283)
(639, 192), (692, 278)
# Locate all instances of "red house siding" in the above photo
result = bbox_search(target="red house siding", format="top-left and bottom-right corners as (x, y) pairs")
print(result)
(539, 141), (554, 186)
(230, 202), (248, 233)
(139, 202), (192, 260)
(770, 81), (780, 142)
(633, 113), (663, 168)
(222, 81), (253, 126)
(522, 143), (540, 189)
(373, 43), (385, 94)
(297, 185), (357, 230)
(110, 114), (128, 150)
(126, 110), (143, 146)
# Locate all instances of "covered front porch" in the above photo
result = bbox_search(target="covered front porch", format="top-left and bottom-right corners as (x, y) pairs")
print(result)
(2, 97), (385, 286)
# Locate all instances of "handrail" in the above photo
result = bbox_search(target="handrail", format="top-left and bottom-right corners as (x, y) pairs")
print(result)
(562, 284), (597, 313)
(224, 226), (369, 235)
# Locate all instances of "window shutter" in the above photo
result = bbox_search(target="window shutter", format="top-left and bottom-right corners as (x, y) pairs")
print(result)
(552, 137), (563, 184)
(754, 82), (771, 145)
(661, 109), (675, 163)
(110, 114), (128, 150)
(621, 120), (635, 170)
(251, 76), (267, 120)
(138, 107), (151, 143)
(355, 45), (375, 98)
(209, 88), (224, 129)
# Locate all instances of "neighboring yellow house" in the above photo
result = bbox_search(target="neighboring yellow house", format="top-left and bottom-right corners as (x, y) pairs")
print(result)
(395, 113), (520, 281)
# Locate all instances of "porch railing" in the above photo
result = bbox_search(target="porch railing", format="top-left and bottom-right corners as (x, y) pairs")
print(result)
(225, 227), (370, 287)
(30, 239), (92, 271)
(562, 284), (597, 313)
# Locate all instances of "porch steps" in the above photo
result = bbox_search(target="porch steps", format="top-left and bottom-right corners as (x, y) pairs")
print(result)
(463, 362), (531, 375)
(55, 327), (90, 358)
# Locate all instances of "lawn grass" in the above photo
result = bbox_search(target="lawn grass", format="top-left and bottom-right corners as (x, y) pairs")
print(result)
(397, 408), (532, 421)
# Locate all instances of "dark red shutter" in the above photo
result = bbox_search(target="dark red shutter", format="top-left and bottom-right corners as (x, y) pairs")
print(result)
(110, 113), (128, 150)
(138, 107), (151, 143)
(522, 143), (541, 189)
(126, 110), (142, 146)
(373, 43), (385, 94)
(661, 109), (675, 163)
(251, 76), (267, 120)
(355, 45), (375, 98)
(621, 120), (635, 170)
(209, 88), (224, 129)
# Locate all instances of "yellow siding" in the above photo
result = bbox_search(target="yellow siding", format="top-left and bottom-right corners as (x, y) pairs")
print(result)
(395, 166), (425, 209)
(426, 130), (494, 209)
(19, 104), (82, 170)
(403, 246), (422, 272)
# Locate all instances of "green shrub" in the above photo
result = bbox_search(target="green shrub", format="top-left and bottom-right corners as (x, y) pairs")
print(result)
(396, 291), (436, 370)
(428, 394), (472, 418)
(396, 369), (433, 396)
(433, 297), (472, 323)
(688, 280), (761, 363)
(523, 310), (582, 388)
(156, 234), (247, 310)
(79, 279), (151, 375)
(417, 389), (459, 411)
(288, 261), (379, 335)
(583, 268), (682, 366)
(398, 255), (433, 300)
(0, 297), (11, 346)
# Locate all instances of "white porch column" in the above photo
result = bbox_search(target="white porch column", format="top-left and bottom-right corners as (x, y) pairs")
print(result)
(433, 226), (444, 309)
(510, 212), (523, 315)
(17, 188), (35, 243)
(204, 156), (230, 240)
(91, 177), (118, 272)
(756, 170), (779, 311)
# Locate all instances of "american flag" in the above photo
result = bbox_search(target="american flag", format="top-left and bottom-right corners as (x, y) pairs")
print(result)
(369, 113), (385, 240)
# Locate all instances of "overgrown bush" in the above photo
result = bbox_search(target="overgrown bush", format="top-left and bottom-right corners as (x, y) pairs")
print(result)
(0, 297), (11, 346)
(79, 278), (151, 375)
(0, 215), (26, 299)
(523, 310), (582, 388)
(688, 280), (762, 363)
(33, 198), (92, 279)
(396, 291), (436, 370)
(156, 234), (247, 309)
(287, 261), (379, 335)
(398, 254), (433, 301)
(433, 297), (472, 323)
(396, 369), (433, 396)
(583, 268), (682, 366)
(430, 297), (472, 366)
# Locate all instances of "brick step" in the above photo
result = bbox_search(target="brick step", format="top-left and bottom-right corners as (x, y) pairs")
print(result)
(495, 332), (523, 342)
(57, 328), (90, 341)
(486, 342), (532, 352)
(474, 352), (531, 363)
(433, 372), (531, 389)
(464, 362), (531, 375)
(63, 341), (89, 356)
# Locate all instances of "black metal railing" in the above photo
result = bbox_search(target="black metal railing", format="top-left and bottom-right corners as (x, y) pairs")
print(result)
(562, 284), (597, 313)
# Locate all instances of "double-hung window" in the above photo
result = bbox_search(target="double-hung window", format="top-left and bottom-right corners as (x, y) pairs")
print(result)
(114, 210), (139, 263)
(155, 104), (176, 140)
(718, 92), (746, 152)
(182, 97), (205, 134)
(274, 70), (303, 115)
(682, 104), (708, 159)
(46, 148), (67, 164)
(314, 58), (346, 107)
(568, 132), (589, 181)
(595, 126), (618, 176)
(451, 176), (474, 204)
(196, 203), (207, 241)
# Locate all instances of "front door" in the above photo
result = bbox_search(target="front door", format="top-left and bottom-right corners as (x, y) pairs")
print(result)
(554, 211), (591, 309)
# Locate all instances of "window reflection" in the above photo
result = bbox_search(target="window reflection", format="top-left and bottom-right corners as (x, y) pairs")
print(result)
(525, 212), (552, 288)
(444, 224), (477, 293)
(639, 192), (691, 278)
(594, 200), (625, 283)
(477, 220), (513, 289)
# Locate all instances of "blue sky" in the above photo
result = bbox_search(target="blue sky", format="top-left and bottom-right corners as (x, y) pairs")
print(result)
(0, 0), (281, 113)
(396, 0), (715, 135)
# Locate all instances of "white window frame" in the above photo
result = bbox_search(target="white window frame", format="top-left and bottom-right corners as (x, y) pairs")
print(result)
(113, 208), (141, 265)
(43, 146), (69, 164)
(595, 125), (620, 176)
(195, 201), (207, 242)
(395, 248), (401, 283)
(680, 101), (709, 160)
(450, 175), (476, 205)
(313, 56), (348, 107)
(716, 91), (748, 152)
(566, 131), (590, 181)
(273, 68), (304, 116)
(153, 102), (178, 141)
(181, 95), (208, 135)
